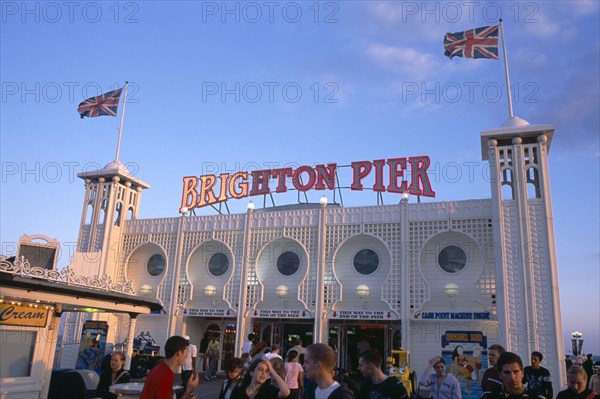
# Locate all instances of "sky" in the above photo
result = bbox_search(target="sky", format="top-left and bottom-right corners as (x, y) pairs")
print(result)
(1, 0), (598, 354)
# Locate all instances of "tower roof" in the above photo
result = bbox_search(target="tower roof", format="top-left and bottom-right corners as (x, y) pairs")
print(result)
(480, 122), (555, 160)
(77, 160), (151, 189)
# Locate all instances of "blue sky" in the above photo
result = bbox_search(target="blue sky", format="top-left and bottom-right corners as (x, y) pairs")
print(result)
(1, 1), (598, 354)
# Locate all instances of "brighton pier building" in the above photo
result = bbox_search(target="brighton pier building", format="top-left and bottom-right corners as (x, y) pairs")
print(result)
(42, 119), (565, 396)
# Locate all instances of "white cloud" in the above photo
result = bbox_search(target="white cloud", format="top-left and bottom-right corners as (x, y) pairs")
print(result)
(569, 0), (599, 16)
(366, 43), (441, 80)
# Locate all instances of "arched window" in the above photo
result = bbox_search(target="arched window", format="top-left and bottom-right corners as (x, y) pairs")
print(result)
(85, 203), (94, 225)
(114, 202), (122, 226)
(526, 167), (541, 199)
(501, 168), (514, 201)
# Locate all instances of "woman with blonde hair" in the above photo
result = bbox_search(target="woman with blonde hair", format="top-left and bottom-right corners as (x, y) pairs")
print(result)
(556, 366), (599, 399)
(419, 356), (461, 399)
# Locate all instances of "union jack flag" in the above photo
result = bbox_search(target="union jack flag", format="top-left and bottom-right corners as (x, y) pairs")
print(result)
(444, 25), (499, 60)
(77, 87), (123, 118)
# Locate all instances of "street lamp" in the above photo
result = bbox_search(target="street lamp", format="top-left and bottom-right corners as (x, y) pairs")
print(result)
(320, 195), (328, 207)
(276, 285), (289, 308)
(139, 284), (153, 296)
(571, 331), (583, 356)
(204, 285), (217, 305)
(276, 285), (289, 298)
(356, 284), (370, 300)
(444, 283), (459, 308)
(401, 192), (410, 203)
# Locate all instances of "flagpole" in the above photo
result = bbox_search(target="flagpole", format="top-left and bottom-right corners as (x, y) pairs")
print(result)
(115, 81), (129, 162)
(499, 20), (514, 119)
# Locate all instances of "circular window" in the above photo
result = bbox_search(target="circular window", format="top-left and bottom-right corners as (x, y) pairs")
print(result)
(147, 254), (166, 276)
(353, 249), (379, 275)
(277, 251), (300, 276)
(208, 253), (229, 276)
(438, 245), (467, 273)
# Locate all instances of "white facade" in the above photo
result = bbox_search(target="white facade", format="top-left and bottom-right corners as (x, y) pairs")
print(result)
(59, 121), (565, 397)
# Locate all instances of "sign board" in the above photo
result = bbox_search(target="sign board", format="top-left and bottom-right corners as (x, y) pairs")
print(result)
(181, 308), (236, 317)
(180, 157), (435, 211)
(442, 330), (487, 348)
(412, 311), (491, 320)
(0, 303), (50, 327)
(327, 310), (397, 320)
(252, 309), (312, 319)
(76, 320), (108, 371)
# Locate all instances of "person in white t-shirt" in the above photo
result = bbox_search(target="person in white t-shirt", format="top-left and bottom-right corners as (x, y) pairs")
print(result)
(181, 335), (198, 394)
(304, 343), (354, 399)
(241, 333), (255, 363)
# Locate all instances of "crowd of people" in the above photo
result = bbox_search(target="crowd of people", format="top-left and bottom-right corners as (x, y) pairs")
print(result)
(94, 334), (600, 399)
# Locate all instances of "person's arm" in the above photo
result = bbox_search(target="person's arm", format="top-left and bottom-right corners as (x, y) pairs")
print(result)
(96, 372), (109, 397)
(544, 369), (553, 399)
(183, 372), (199, 399)
(298, 366), (304, 390)
(264, 360), (290, 398)
(394, 378), (409, 399)
(590, 375), (600, 393)
(449, 375), (462, 399)
(191, 344), (198, 373)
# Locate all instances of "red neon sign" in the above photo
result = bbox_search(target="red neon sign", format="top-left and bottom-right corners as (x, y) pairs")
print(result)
(179, 157), (435, 212)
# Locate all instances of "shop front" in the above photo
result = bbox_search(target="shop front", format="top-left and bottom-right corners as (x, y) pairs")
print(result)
(0, 255), (161, 399)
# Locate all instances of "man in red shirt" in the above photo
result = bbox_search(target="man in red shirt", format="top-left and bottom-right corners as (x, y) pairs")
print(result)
(141, 335), (199, 399)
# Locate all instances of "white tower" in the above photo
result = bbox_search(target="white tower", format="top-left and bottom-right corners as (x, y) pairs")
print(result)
(481, 117), (565, 389)
(77, 160), (150, 278)
(58, 161), (150, 368)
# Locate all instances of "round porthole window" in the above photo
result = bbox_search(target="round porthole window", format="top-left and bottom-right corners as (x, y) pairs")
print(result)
(353, 249), (379, 275)
(208, 253), (229, 276)
(277, 251), (300, 276)
(147, 254), (166, 276)
(438, 245), (467, 273)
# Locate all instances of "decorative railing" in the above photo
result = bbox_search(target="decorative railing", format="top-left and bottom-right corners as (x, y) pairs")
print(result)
(0, 256), (135, 295)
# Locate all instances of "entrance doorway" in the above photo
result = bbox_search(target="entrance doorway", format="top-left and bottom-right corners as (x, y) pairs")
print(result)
(254, 321), (314, 357)
(329, 322), (400, 372)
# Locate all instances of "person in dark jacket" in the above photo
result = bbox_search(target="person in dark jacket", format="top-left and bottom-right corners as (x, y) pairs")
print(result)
(481, 352), (546, 399)
(583, 355), (595, 388)
(556, 366), (599, 399)
(303, 343), (354, 399)
(524, 351), (553, 399)
(199, 332), (209, 372)
(482, 345), (506, 393)
(357, 349), (408, 399)
(96, 352), (131, 399)
(219, 357), (245, 399)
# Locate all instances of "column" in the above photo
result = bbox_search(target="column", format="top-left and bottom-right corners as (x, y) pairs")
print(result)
(400, 197), (410, 349)
(166, 212), (187, 339)
(235, 204), (254, 356)
(314, 198), (328, 343)
(124, 314), (138, 371)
